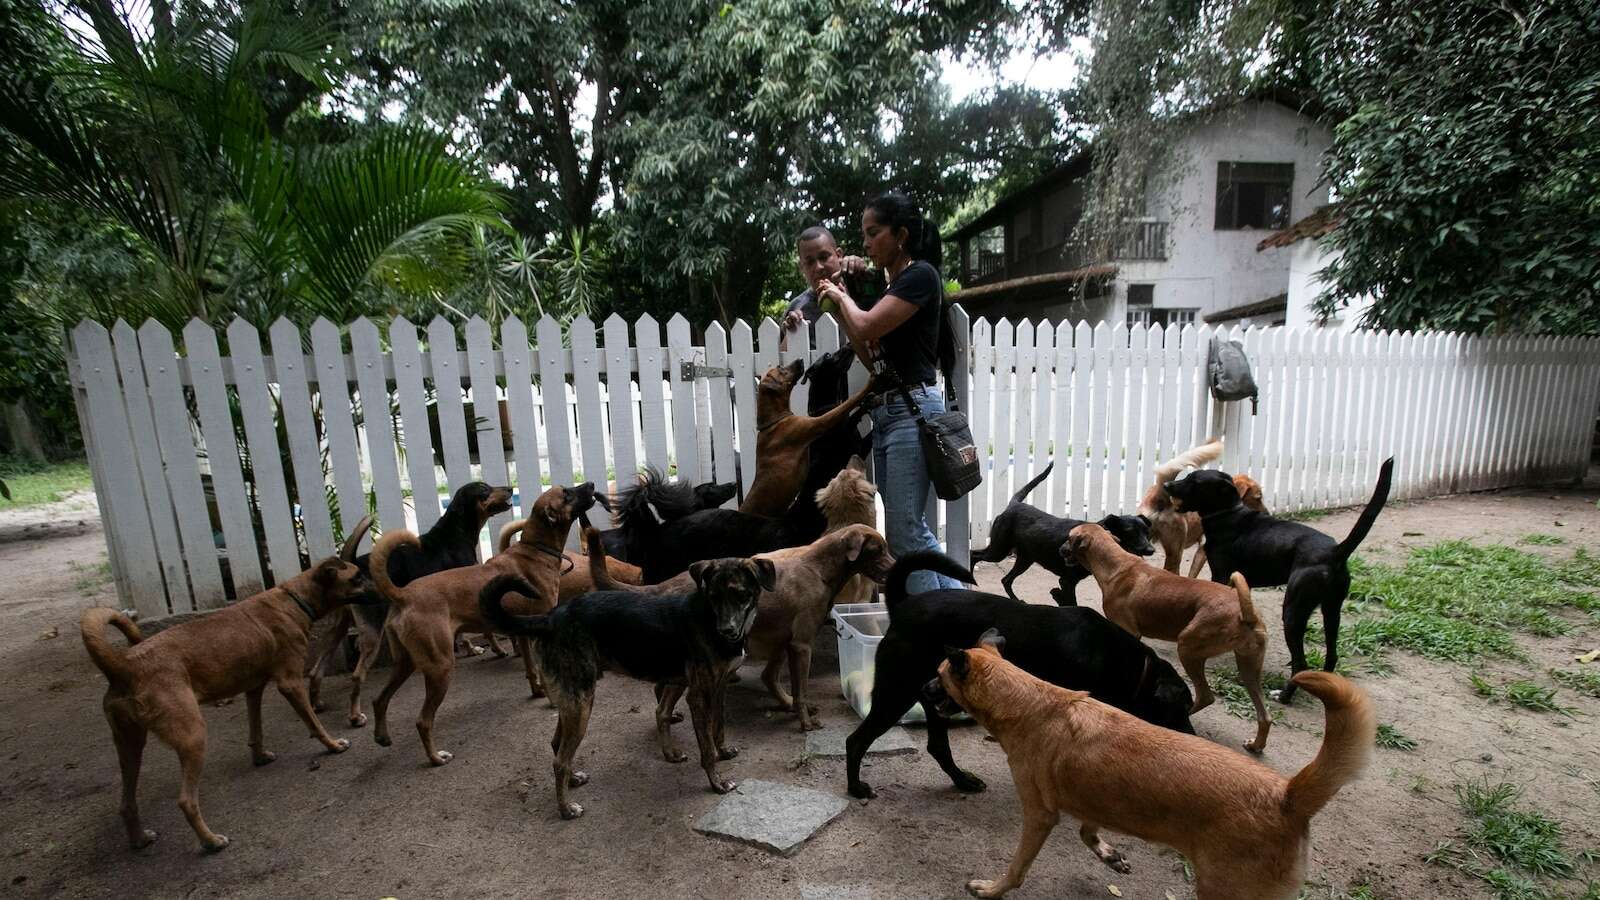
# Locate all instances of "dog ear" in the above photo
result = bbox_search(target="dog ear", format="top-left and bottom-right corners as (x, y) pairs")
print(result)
(844, 529), (864, 562)
(312, 558), (343, 589)
(752, 558), (778, 593)
(978, 628), (1006, 656)
(944, 649), (970, 680)
(1135, 514), (1151, 527)
(847, 455), (867, 473)
(688, 560), (711, 589)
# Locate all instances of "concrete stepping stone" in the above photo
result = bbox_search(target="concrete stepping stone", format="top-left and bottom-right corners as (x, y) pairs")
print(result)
(803, 723), (917, 758)
(693, 779), (849, 856)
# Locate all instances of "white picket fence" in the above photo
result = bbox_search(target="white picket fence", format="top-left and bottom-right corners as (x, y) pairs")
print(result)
(66, 312), (1600, 620)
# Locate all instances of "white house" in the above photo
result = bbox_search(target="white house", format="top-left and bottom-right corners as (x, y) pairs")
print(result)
(1254, 203), (1377, 330)
(949, 98), (1335, 329)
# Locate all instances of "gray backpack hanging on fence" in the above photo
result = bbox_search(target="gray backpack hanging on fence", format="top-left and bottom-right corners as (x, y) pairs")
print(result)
(1208, 336), (1259, 414)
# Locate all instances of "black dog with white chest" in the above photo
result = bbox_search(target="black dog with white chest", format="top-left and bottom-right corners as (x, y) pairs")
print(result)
(844, 551), (1195, 800)
(1163, 457), (1394, 704)
(478, 557), (777, 820)
(970, 462), (1156, 605)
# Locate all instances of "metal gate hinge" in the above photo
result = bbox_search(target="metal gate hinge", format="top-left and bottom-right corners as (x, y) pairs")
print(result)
(679, 361), (733, 381)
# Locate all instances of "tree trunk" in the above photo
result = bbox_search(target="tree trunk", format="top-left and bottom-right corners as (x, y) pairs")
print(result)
(1, 400), (48, 462)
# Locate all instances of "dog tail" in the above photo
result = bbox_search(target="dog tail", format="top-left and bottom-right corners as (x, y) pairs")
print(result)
(496, 518), (526, 554)
(1008, 462), (1054, 507)
(1282, 672), (1376, 822)
(1229, 573), (1258, 626)
(476, 574), (554, 637)
(583, 524), (631, 592)
(79, 607), (143, 687)
(885, 551), (975, 614)
(368, 529), (421, 605)
(1154, 438), (1224, 488)
(1335, 457), (1395, 561)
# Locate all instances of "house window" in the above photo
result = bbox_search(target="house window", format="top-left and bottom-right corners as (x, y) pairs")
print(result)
(968, 225), (1005, 280)
(1126, 284), (1196, 327)
(1214, 162), (1293, 230)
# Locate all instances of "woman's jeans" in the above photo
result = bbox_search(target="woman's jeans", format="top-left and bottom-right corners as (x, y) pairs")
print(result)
(870, 384), (963, 595)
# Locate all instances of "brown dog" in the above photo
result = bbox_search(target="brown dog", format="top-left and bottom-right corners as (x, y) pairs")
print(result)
(80, 518), (372, 852)
(1140, 438), (1267, 576)
(738, 359), (873, 517)
(588, 523), (895, 730)
(1065, 523), (1272, 752)
(930, 634), (1373, 900)
(814, 455), (879, 606)
(368, 483), (596, 765)
(497, 515), (644, 599)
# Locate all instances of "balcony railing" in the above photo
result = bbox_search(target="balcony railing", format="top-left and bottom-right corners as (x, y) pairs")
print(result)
(1115, 220), (1168, 261)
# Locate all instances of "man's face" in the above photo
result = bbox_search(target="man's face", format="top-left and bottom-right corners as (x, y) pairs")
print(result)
(797, 236), (842, 291)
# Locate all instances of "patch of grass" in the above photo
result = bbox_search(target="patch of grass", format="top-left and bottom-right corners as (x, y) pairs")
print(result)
(1342, 886), (1380, 900)
(1519, 534), (1566, 546)
(1206, 667), (1280, 722)
(1471, 672), (1497, 697)
(1375, 723), (1418, 751)
(1281, 506), (1331, 522)
(1502, 680), (1577, 716)
(0, 456), (93, 507)
(1428, 780), (1578, 899)
(1549, 669), (1600, 700)
(1318, 542), (1600, 669)
(68, 560), (111, 593)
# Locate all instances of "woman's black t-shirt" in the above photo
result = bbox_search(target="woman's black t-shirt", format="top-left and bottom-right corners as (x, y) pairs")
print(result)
(869, 260), (941, 384)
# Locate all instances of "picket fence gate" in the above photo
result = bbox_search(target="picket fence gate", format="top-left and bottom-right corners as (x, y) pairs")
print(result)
(66, 311), (1600, 620)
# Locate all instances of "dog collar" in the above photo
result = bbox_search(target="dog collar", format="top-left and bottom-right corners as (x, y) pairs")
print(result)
(282, 587), (318, 622)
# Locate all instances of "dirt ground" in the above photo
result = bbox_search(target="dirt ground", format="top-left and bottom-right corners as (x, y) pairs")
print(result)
(2, 480), (1598, 900)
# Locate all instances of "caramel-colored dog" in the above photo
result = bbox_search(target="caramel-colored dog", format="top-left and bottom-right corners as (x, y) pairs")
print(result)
(928, 633), (1373, 900)
(497, 514), (644, 599)
(589, 523), (895, 730)
(1065, 523), (1271, 752)
(368, 483), (595, 765)
(80, 518), (372, 852)
(738, 359), (873, 517)
(1139, 438), (1267, 576)
(814, 455), (878, 605)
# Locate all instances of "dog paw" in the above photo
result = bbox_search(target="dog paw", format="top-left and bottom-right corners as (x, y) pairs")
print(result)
(711, 778), (737, 794)
(527, 686), (547, 700)
(568, 770), (589, 787)
(349, 713), (368, 728)
(1270, 688), (1297, 705)
(559, 801), (585, 820)
(717, 746), (739, 761)
(799, 718), (824, 732)
(202, 834), (231, 853)
(667, 711), (684, 724)
(430, 750), (453, 766)
(129, 829), (157, 850)
(328, 738), (350, 753)
(374, 733), (392, 747)
(1244, 740), (1266, 755)
(312, 699), (328, 713)
(953, 771), (987, 793)
(662, 749), (688, 763)
(966, 878), (1005, 898)
(251, 749), (276, 767)
(1098, 849), (1132, 874)
(847, 782), (877, 800)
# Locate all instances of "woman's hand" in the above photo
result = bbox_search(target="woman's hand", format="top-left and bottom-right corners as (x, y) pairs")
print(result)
(840, 255), (869, 276)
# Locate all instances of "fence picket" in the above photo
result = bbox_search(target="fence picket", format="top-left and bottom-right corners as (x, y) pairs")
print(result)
(1136, 324), (1163, 508)
(603, 315), (639, 491)
(535, 315), (576, 495)
(569, 316), (609, 501)
(267, 319), (336, 560)
(730, 320), (758, 500)
(970, 318), (995, 540)
(1050, 321), (1074, 512)
(465, 317), (513, 541)
(392, 317), (441, 531)
(423, 317), (471, 502)
(500, 316), (543, 518)
(73, 322), (169, 617)
(991, 320), (1015, 506)
(227, 319), (301, 582)
(350, 318), (406, 536)
(1032, 322), (1055, 508)
(187, 319), (265, 597)
(111, 321), (189, 606)
(667, 315), (700, 484)
(704, 322), (738, 490)
(1087, 321), (1112, 520)
(1012, 320), (1036, 499)
(1069, 321), (1093, 521)
(635, 315), (670, 481)
(140, 320), (225, 608)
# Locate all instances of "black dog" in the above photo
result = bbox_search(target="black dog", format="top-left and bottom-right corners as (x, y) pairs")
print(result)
(786, 346), (874, 543)
(614, 482), (801, 583)
(478, 557), (777, 820)
(600, 468), (738, 562)
(306, 481), (511, 724)
(1164, 457), (1394, 704)
(970, 462), (1156, 605)
(844, 551), (1195, 800)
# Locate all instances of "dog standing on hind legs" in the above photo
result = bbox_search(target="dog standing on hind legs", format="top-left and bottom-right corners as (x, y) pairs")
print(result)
(1164, 457), (1395, 704)
(80, 518), (371, 852)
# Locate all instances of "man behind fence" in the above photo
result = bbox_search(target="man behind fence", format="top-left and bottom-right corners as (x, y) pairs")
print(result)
(780, 226), (876, 350)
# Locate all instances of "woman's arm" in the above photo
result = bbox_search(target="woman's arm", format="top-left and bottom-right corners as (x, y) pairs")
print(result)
(819, 281), (920, 344)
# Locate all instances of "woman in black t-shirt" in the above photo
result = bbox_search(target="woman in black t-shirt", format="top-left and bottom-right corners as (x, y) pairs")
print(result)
(817, 191), (961, 594)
